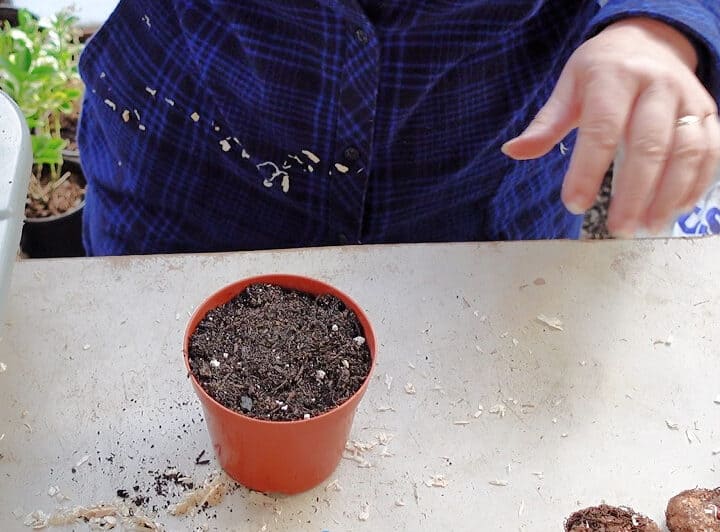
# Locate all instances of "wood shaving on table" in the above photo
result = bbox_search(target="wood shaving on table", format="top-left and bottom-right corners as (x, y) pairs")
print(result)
(168, 472), (230, 516)
(685, 429), (695, 444)
(75, 455), (90, 467)
(0, 361), (7, 372)
(24, 504), (164, 531)
(453, 420), (470, 426)
(712, 449), (720, 456)
(343, 440), (377, 467)
(23, 510), (49, 529)
(394, 499), (406, 507)
(489, 404), (506, 418)
(653, 335), (673, 346)
(384, 374), (393, 390)
(376, 405), (395, 412)
(376, 433), (393, 445)
(404, 383), (416, 395)
(536, 314), (564, 331)
(358, 503), (370, 521)
(714, 395), (720, 405)
(532, 472), (544, 480)
(488, 480), (509, 487)
(325, 479), (342, 492)
(518, 500), (525, 518)
(425, 474), (448, 488)
(665, 420), (679, 430)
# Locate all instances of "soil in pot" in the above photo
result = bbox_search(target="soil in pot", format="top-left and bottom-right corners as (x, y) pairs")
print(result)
(60, 111), (79, 152)
(188, 283), (372, 422)
(565, 505), (659, 531)
(25, 163), (85, 219)
(666, 488), (720, 532)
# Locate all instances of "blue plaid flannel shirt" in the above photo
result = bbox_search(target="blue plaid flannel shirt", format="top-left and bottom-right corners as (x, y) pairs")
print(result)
(78, 0), (720, 255)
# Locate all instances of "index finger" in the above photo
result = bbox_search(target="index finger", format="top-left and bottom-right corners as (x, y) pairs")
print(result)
(561, 77), (635, 214)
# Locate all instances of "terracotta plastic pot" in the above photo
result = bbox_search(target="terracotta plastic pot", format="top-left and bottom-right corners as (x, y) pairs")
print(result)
(184, 274), (377, 494)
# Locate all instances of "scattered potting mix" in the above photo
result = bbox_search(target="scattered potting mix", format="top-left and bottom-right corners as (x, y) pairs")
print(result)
(565, 505), (660, 531)
(188, 283), (372, 422)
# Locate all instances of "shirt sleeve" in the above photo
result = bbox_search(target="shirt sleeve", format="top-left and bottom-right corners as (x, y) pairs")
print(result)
(588, 0), (720, 104)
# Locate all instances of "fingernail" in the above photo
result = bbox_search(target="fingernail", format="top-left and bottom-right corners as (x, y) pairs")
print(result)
(501, 141), (513, 155)
(564, 200), (586, 215)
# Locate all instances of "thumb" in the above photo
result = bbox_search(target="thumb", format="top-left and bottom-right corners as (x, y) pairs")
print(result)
(502, 70), (579, 160)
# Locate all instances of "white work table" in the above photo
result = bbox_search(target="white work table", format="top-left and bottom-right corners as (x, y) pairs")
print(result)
(0, 240), (718, 531)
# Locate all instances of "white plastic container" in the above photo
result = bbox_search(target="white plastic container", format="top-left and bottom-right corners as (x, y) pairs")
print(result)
(0, 90), (32, 322)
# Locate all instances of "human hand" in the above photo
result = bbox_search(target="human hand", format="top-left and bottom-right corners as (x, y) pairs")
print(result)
(502, 17), (720, 237)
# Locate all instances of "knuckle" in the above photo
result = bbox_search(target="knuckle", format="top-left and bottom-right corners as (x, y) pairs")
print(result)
(673, 142), (704, 162)
(582, 118), (621, 150)
(630, 135), (668, 162)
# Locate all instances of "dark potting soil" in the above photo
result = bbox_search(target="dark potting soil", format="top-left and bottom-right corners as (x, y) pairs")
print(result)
(188, 283), (372, 421)
(565, 505), (659, 532)
(61, 112), (79, 151)
(666, 488), (720, 532)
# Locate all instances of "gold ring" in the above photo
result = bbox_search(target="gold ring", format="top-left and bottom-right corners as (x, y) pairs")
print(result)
(676, 115), (701, 127)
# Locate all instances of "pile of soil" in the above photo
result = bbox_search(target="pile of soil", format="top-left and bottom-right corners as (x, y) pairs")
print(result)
(565, 505), (659, 531)
(25, 166), (85, 218)
(188, 283), (372, 421)
(582, 165), (613, 239)
(666, 488), (720, 532)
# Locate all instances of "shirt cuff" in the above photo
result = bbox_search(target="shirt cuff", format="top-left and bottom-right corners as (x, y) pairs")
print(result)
(588, 1), (720, 104)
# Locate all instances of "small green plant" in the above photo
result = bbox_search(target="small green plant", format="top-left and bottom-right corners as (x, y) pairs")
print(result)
(0, 8), (83, 201)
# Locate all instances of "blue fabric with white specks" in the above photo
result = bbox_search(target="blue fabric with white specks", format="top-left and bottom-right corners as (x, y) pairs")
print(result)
(77, 0), (720, 255)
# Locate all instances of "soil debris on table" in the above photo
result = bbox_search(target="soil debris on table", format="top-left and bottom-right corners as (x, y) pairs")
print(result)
(188, 284), (372, 421)
(565, 504), (659, 531)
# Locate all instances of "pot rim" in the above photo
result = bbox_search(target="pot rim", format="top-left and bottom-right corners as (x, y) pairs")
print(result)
(24, 198), (85, 224)
(184, 273), (377, 426)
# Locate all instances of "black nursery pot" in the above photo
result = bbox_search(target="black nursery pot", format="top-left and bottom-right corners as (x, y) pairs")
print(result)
(20, 160), (86, 258)
(0, 6), (19, 26)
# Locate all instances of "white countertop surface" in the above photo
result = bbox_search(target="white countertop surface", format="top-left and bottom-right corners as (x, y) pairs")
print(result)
(0, 239), (719, 531)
